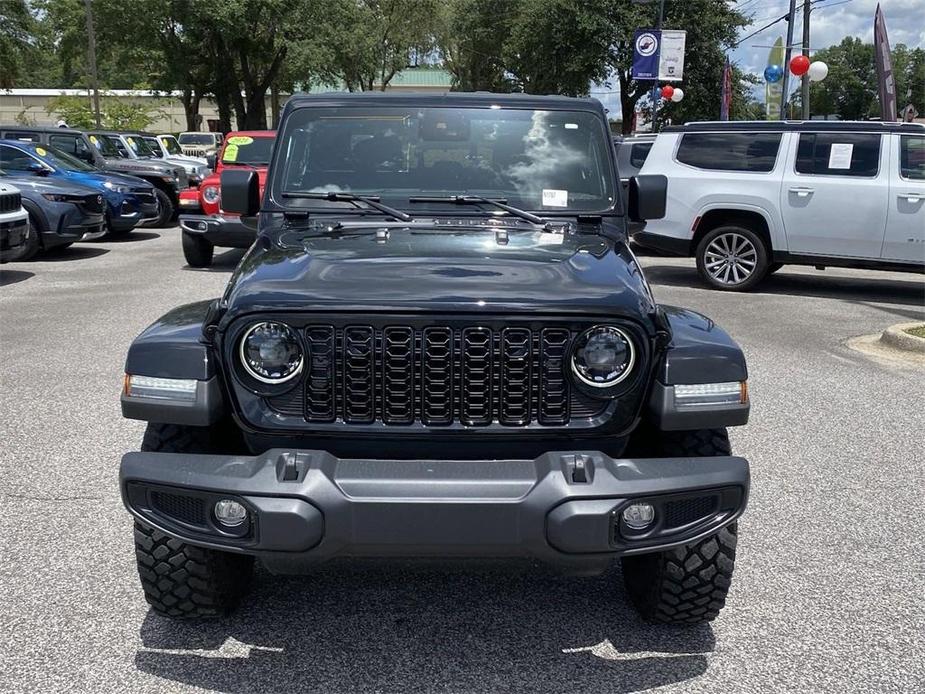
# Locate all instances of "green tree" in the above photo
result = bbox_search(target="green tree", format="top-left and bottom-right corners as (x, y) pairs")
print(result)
(0, 0), (35, 88)
(438, 0), (515, 92)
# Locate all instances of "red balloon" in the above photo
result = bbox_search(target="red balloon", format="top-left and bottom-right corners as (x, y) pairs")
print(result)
(790, 55), (810, 76)
(661, 85), (675, 99)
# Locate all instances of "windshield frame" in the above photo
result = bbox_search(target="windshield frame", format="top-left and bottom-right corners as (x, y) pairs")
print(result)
(267, 103), (622, 218)
(33, 143), (98, 172)
(159, 135), (183, 155)
(178, 133), (216, 145)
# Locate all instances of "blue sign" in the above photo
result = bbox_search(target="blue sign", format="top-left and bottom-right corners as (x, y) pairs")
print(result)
(632, 29), (661, 80)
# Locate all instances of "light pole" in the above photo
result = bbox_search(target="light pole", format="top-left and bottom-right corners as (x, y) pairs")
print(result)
(780, 0), (797, 118)
(801, 0), (811, 119)
(84, 0), (102, 127)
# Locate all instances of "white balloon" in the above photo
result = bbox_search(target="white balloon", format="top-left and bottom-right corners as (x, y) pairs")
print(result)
(670, 88), (684, 102)
(808, 61), (828, 82)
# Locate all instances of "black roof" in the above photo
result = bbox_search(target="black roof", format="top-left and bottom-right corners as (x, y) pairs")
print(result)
(663, 120), (924, 134)
(0, 124), (89, 137)
(286, 91), (606, 112)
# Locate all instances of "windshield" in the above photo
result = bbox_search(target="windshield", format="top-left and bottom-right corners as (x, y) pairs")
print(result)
(35, 143), (97, 172)
(274, 106), (616, 213)
(160, 136), (182, 155)
(143, 137), (163, 157)
(221, 136), (274, 166)
(179, 133), (215, 145)
(124, 135), (156, 157)
(90, 133), (124, 158)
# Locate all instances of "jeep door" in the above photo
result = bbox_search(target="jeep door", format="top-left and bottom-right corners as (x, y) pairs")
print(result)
(779, 131), (888, 259)
(882, 133), (925, 263)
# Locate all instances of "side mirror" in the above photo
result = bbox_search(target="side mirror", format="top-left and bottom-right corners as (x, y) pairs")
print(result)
(27, 161), (49, 176)
(221, 169), (260, 216)
(206, 153), (216, 171)
(628, 174), (667, 222)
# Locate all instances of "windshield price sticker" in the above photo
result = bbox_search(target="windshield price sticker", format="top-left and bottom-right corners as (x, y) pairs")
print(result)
(828, 143), (854, 170)
(35, 146), (47, 156)
(542, 189), (569, 207)
(226, 136), (253, 146)
(223, 144), (239, 161)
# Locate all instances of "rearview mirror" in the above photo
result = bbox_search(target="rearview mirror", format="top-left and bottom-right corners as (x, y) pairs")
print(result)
(628, 174), (667, 222)
(220, 169), (259, 216)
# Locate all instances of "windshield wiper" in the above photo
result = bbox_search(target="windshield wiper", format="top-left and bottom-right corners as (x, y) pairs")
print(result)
(282, 191), (413, 222)
(408, 195), (549, 228)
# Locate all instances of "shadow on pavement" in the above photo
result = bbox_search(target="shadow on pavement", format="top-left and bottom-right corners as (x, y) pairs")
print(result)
(0, 269), (35, 286)
(37, 246), (110, 262)
(135, 560), (714, 693)
(183, 248), (246, 273)
(103, 231), (163, 243)
(644, 263), (925, 307)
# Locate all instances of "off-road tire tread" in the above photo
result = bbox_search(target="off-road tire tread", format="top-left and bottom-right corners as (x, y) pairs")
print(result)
(134, 522), (253, 618)
(153, 188), (175, 227)
(182, 232), (214, 267)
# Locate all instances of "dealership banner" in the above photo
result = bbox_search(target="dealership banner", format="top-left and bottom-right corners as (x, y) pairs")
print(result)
(632, 30), (661, 80)
(765, 37), (784, 120)
(874, 3), (897, 121)
(657, 30), (686, 81)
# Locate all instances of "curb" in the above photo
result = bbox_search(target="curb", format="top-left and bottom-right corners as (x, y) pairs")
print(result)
(880, 322), (925, 354)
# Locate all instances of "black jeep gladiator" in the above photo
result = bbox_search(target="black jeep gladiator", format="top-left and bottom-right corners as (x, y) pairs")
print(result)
(120, 93), (750, 624)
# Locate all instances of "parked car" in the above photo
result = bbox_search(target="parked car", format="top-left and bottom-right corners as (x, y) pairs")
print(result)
(177, 130), (275, 267)
(87, 131), (187, 226)
(138, 133), (210, 188)
(0, 179), (29, 263)
(0, 125), (182, 228)
(614, 134), (656, 185)
(0, 139), (158, 235)
(1, 168), (106, 259)
(177, 131), (223, 158)
(634, 121), (925, 290)
(120, 92), (751, 625)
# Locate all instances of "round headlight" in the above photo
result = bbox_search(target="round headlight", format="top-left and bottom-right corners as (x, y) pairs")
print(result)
(238, 322), (303, 383)
(202, 185), (220, 204)
(571, 326), (635, 388)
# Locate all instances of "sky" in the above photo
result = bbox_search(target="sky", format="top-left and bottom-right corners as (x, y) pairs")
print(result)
(590, 0), (925, 119)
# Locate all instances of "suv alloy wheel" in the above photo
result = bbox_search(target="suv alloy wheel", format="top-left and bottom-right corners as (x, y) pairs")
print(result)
(695, 225), (769, 291)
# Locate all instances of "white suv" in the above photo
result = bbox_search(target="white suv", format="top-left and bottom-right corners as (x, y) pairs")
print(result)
(633, 121), (925, 290)
(0, 180), (29, 263)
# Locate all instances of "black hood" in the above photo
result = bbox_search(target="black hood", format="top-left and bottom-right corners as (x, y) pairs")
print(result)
(220, 220), (657, 327)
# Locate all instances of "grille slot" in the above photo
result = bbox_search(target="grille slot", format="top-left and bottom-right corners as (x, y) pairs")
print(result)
(284, 322), (617, 428)
(663, 496), (719, 529)
(0, 192), (22, 213)
(151, 491), (205, 526)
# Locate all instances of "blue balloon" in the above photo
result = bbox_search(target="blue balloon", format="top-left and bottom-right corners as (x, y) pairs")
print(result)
(764, 65), (783, 83)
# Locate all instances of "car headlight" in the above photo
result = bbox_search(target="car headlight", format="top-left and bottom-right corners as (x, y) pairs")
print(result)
(571, 326), (635, 388)
(238, 322), (303, 383)
(202, 185), (220, 204)
(42, 193), (80, 202)
(103, 181), (130, 193)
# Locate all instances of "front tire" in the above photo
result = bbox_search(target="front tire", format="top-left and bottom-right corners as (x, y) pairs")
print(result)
(16, 215), (41, 261)
(695, 225), (769, 292)
(153, 188), (175, 227)
(182, 232), (214, 267)
(621, 428), (740, 624)
(134, 422), (252, 618)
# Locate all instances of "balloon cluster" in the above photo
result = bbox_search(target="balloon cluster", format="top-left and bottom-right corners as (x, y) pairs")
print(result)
(660, 85), (684, 102)
(763, 57), (828, 83)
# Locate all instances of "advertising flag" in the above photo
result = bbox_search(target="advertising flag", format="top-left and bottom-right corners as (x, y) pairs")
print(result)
(632, 30), (661, 80)
(874, 4), (897, 121)
(720, 58), (733, 120)
(765, 37), (784, 120)
(658, 30), (687, 81)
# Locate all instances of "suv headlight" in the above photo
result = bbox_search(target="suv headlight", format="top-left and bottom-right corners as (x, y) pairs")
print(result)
(202, 185), (220, 204)
(570, 326), (635, 388)
(239, 322), (303, 383)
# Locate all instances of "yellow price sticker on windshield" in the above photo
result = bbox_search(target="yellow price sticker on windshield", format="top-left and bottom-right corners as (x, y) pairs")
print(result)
(226, 136), (253, 146)
(36, 146), (47, 156)
(89, 135), (98, 145)
(223, 144), (239, 161)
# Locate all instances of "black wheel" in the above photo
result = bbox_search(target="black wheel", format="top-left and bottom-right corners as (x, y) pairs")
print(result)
(621, 428), (739, 624)
(695, 225), (769, 292)
(134, 422), (252, 619)
(182, 232), (214, 267)
(766, 262), (784, 276)
(153, 188), (175, 227)
(16, 215), (41, 261)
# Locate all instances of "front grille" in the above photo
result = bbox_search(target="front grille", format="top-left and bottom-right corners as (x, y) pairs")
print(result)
(663, 496), (719, 529)
(81, 194), (104, 213)
(151, 491), (205, 526)
(269, 322), (618, 428)
(0, 192), (22, 213)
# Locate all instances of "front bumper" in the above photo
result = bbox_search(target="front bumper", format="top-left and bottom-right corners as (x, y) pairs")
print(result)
(179, 213), (256, 249)
(0, 217), (29, 262)
(120, 449), (749, 573)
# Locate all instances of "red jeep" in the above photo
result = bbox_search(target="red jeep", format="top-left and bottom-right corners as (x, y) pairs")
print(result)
(178, 130), (276, 267)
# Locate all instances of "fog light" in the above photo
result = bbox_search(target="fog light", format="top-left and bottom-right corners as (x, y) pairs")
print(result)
(214, 499), (248, 527)
(622, 502), (655, 530)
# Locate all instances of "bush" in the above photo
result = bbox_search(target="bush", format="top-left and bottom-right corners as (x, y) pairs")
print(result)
(46, 92), (164, 130)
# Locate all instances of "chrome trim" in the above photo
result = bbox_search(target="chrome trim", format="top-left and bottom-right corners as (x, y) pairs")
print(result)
(237, 322), (305, 384)
(570, 325), (636, 388)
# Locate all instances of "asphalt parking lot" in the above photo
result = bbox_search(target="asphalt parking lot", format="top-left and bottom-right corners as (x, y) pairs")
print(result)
(1, 228), (923, 694)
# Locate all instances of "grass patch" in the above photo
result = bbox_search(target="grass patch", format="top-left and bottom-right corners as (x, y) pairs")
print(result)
(905, 325), (925, 339)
